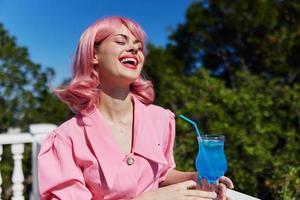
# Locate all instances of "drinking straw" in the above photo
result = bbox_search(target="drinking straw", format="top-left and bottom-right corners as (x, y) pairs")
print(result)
(179, 114), (201, 137)
(179, 114), (216, 183)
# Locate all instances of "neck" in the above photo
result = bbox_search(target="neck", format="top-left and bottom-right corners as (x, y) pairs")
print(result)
(97, 84), (133, 124)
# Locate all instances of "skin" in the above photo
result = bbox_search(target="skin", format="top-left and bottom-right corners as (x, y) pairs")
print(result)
(93, 24), (144, 154)
(93, 24), (234, 200)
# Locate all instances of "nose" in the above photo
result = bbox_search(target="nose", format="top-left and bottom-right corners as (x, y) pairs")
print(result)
(127, 44), (138, 54)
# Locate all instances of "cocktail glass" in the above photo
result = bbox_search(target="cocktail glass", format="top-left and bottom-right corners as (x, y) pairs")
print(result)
(196, 135), (227, 190)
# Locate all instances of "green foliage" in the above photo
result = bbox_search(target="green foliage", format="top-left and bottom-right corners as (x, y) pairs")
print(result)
(145, 43), (300, 199)
(168, 0), (300, 85)
(145, 41), (300, 199)
(0, 23), (71, 130)
(0, 23), (71, 199)
(147, 1), (300, 199)
(267, 166), (300, 200)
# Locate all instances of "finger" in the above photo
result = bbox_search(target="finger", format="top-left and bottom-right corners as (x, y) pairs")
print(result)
(216, 183), (227, 200)
(163, 180), (197, 192)
(219, 176), (234, 189)
(179, 180), (198, 189)
(184, 189), (217, 199)
(192, 172), (198, 182)
(199, 179), (211, 191)
(200, 179), (209, 185)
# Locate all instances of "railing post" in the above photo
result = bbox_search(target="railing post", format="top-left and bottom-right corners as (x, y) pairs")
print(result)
(11, 143), (25, 200)
(0, 145), (3, 200)
(29, 124), (56, 200)
(7, 128), (25, 200)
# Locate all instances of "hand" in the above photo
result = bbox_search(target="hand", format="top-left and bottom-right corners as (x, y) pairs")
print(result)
(214, 176), (234, 200)
(136, 180), (217, 200)
(196, 176), (234, 200)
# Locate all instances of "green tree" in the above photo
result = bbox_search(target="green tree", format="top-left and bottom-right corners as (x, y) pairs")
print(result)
(0, 23), (71, 199)
(168, 0), (300, 86)
(145, 45), (300, 198)
(0, 23), (71, 129)
(145, 12), (300, 196)
(155, 2), (300, 197)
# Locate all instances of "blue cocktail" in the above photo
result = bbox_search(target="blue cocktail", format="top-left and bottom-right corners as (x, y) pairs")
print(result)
(195, 135), (227, 184)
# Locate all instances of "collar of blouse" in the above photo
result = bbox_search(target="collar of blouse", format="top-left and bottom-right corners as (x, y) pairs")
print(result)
(79, 95), (168, 188)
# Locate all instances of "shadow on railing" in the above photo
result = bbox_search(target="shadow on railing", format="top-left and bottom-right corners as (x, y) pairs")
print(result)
(0, 124), (260, 200)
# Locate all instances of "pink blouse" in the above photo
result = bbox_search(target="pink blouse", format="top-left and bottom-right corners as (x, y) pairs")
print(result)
(38, 96), (176, 199)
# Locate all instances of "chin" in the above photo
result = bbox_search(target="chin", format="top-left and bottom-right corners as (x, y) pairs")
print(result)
(121, 70), (141, 80)
(114, 74), (139, 86)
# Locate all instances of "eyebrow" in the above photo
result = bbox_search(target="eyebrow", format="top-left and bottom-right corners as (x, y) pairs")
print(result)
(113, 34), (142, 44)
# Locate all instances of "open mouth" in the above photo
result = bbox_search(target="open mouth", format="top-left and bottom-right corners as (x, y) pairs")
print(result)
(119, 56), (138, 69)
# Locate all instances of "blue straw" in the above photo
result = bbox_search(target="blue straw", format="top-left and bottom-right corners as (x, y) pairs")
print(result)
(179, 114), (215, 183)
(179, 114), (201, 137)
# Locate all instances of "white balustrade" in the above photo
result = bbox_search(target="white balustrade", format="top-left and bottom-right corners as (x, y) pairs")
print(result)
(0, 124), (261, 200)
(227, 189), (261, 200)
(11, 143), (24, 200)
(0, 145), (3, 200)
(29, 124), (57, 200)
(0, 124), (56, 200)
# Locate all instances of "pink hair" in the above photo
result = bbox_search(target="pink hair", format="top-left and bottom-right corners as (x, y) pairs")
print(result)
(54, 16), (155, 113)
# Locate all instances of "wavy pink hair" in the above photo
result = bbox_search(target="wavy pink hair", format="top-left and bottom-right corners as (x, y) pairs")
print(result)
(54, 16), (155, 113)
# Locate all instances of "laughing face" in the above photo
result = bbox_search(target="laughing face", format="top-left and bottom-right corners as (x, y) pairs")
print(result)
(93, 24), (145, 87)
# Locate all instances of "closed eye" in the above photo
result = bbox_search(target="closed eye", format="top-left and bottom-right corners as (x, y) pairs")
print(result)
(116, 41), (125, 45)
(137, 45), (143, 51)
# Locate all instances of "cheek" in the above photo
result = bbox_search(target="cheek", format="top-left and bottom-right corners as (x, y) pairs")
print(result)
(139, 54), (145, 66)
(98, 50), (119, 67)
(98, 44), (120, 61)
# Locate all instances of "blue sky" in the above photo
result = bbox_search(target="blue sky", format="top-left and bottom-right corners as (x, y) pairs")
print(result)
(0, 0), (194, 86)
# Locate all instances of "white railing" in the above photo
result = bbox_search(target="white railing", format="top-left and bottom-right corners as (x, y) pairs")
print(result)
(0, 124), (57, 200)
(0, 124), (261, 200)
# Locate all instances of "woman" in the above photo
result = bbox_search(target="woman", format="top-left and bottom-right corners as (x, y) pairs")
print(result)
(38, 16), (233, 200)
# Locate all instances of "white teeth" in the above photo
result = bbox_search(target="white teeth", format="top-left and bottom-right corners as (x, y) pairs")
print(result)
(120, 57), (137, 65)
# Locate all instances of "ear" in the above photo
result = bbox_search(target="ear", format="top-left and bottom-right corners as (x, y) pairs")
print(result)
(93, 53), (99, 64)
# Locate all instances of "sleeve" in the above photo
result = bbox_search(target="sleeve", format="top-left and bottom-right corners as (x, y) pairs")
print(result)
(158, 109), (176, 183)
(38, 132), (92, 200)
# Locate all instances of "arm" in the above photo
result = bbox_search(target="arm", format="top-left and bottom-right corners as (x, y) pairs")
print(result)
(159, 169), (197, 187)
(135, 180), (217, 200)
(38, 132), (92, 200)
